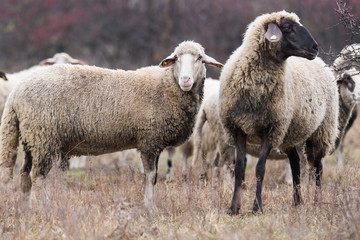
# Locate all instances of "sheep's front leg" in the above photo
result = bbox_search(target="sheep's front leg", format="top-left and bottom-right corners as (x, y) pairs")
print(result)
(252, 139), (271, 214)
(228, 131), (246, 215)
(141, 152), (159, 215)
(285, 147), (302, 206)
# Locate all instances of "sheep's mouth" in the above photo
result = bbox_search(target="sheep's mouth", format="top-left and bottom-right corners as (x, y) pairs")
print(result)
(180, 83), (193, 91)
(293, 49), (317, 60)
(303, 51), (318, 60)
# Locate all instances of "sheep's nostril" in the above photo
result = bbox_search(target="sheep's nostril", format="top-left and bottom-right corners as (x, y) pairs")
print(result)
(181, 76), (190, 83)
(313, 44), (318, 52)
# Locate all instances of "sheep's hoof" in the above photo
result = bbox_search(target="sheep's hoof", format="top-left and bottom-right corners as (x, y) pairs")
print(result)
(182, 173), (188, 181)
(146, 205), (159, 217)
(0, 168), (13, 184)
(165, 174), (173, 183)
(199, 173), (208, 182)
(59, 161), (70, 171)
(227, 206), (240, 215)
(251, 202), (263, 215)
(20, 172), (32, 193)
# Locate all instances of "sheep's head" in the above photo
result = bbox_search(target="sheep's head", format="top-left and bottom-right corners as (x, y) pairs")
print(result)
(0, 71), (7, 81)
(333, 44), (360, 73)
(39, 52), (86, 66)
(337, 68), (360, 104)
(246, 11), (318, 62)
(159, 41), (223, 92)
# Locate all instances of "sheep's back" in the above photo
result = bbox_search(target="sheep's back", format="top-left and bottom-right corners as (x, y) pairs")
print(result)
(7, 64), (181, 155)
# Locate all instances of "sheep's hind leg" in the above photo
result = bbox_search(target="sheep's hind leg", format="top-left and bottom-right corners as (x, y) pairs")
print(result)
(228, 131), (246, 215)
(20, 147), (33, 194)
(252, 139), (271, 214)
(285, 147), (302, 206)
(165, 147), (175, 181)
(58, 152), (70, 171)
(313, 158), (323, 203)
(29, 151), (54, 208)
(305, 140), (324, 203)
(141, 152), (160, 215)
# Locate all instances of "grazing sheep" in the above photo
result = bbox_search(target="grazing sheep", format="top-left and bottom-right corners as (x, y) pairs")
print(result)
(0, 41), (223, 213)
(333, 44), (360, 168)
(219, 11), (338, 214)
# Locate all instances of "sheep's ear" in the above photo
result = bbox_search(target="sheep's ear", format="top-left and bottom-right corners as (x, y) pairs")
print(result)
(39, 58), (55, 66)
(0, 71), (7, 81)
(70, 60), (86, 65)
(265, 22), (282, 42)
(159, 53), (176, 68)
(202, 54), (223, 68)
(338, 74), (355, 92)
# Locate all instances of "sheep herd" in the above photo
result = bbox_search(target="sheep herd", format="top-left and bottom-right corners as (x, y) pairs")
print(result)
(1, 10), (360, 216)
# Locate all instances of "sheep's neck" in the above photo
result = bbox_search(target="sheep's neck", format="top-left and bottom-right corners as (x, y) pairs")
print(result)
(240, 50), (286, 97)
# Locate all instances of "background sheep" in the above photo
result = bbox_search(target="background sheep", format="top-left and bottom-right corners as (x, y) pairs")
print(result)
(219, 11), (338, 215)
(332, 43), (360, 168)
(0, 41), (223, 213)
(0, 52), (86, 119)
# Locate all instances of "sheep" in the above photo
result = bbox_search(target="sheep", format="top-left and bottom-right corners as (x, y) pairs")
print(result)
(0, 41), (223, 213)
(333, 68), (360, 152)
(218, 11), (339, 215)
(194, 62), (360, 189)
(332, 44), (360, 168)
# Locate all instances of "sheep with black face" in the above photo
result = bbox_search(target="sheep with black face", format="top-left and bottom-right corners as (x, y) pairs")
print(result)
(219, 11), (339, 214)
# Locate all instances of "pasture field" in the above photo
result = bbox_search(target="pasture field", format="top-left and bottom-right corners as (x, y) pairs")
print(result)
(1, 107), (360, 239)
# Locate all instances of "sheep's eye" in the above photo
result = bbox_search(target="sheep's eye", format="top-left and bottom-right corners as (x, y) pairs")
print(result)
(282, 23), (292, 33)
(197, 56), (202, 62)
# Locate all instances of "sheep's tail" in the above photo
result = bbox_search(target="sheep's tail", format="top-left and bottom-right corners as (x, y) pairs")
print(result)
(191, 109), (207, 167)
(0, 106), (19, 183)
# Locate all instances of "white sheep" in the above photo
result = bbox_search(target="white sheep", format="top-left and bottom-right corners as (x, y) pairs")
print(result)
(219, 11), (339, 214)
(333, 44), (360, 168)
(0, 41), (223, 213)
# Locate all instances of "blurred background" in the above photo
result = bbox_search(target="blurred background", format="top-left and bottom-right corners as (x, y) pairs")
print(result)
(0, 0), (359, 78)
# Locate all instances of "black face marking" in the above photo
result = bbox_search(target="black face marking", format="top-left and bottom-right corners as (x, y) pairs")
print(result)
(278, 19), (318, 60)
(344, 75), (355, 92)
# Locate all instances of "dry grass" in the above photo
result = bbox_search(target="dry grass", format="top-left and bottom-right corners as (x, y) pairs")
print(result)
(1, 111), (360, 239)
